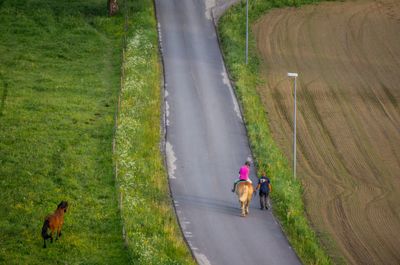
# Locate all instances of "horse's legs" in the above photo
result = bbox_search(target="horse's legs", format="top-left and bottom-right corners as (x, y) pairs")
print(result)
(240, 201), (246, 217)
(245, 200), (249, 215)
(43, 239), (47, 248)
(57, 226), (62, 240)
(50, 230), (54, 243)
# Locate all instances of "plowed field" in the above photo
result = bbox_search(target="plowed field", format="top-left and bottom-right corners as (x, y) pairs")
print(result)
(253, 0), (400, 264)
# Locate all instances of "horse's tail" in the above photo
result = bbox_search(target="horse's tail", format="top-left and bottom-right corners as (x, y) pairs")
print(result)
(237, 182), (250, 202)
(41, 219), (50, 240)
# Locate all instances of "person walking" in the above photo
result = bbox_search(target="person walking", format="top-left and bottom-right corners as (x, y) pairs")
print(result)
(254, 171), (271, 210)
(231, 161), (251, 192)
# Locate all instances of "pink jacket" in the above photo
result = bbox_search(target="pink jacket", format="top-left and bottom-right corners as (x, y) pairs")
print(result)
(239, 165), (250, 181)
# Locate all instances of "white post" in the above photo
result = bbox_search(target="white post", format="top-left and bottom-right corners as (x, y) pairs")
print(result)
(287, 73), (298, 178)
(245, 0), (248, 64)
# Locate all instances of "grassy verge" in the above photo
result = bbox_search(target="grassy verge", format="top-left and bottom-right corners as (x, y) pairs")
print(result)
(114, 1), (195, 264)
(0, 0), (129, 264)
(218, 0), (333, 264)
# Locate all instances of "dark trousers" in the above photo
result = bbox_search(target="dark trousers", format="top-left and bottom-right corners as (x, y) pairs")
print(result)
(232, 180), (246, 191)
(259, 191), (270, 209)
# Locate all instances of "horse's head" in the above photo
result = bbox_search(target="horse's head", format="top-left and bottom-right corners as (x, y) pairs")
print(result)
(58, 201), (68, 213)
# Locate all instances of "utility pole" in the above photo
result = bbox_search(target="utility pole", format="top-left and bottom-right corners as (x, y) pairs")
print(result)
(245, 0), (248, 64)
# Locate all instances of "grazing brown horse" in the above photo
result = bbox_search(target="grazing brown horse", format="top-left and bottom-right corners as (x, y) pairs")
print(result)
(235, 181), (254, 217)
(41, 201), (68, 248)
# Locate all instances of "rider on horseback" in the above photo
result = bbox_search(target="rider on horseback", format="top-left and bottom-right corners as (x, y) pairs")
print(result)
(231, 161), (252, 192)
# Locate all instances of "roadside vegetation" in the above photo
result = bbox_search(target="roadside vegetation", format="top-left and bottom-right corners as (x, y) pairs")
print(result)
(0, 0), (193, 264)
(114, 1), (195, 264)
(218, 0), (333, 264)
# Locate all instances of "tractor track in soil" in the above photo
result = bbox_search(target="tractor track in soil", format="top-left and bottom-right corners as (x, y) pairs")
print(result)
(253, 0), (400, 264)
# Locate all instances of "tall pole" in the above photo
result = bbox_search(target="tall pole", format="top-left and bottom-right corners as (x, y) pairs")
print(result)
(293, 76), (297, 178)
(245, 0), (248, 64)
(287, 73), (298, 178)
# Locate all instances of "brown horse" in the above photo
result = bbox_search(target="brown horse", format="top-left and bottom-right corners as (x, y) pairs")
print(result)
(41, 201), (68, 248)
(235, 181), (254, 217)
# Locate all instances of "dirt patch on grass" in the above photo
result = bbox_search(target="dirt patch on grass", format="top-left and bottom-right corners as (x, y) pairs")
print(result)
(253, 0), (400, 264)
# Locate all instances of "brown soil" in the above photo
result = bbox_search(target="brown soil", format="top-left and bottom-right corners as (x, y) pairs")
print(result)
(253, 0), (400, 264)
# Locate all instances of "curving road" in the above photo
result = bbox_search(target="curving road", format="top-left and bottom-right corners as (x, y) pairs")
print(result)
(155, 1), (301, 264)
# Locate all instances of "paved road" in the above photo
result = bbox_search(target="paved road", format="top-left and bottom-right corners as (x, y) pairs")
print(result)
(155, 1), (301, 264)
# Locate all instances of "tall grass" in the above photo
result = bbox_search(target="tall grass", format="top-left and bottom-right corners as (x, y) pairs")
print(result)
(0, 0), (129, 264)
(218, 0), (333, 264)
(114, 1), (195, 264)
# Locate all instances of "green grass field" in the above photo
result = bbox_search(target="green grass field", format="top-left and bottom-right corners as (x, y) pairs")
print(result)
(0, 0), (129, 263)
(0, 0), (194, 263)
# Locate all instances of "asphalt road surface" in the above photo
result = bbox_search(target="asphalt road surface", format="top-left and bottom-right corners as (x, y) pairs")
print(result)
(155, 1), (301, 264)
